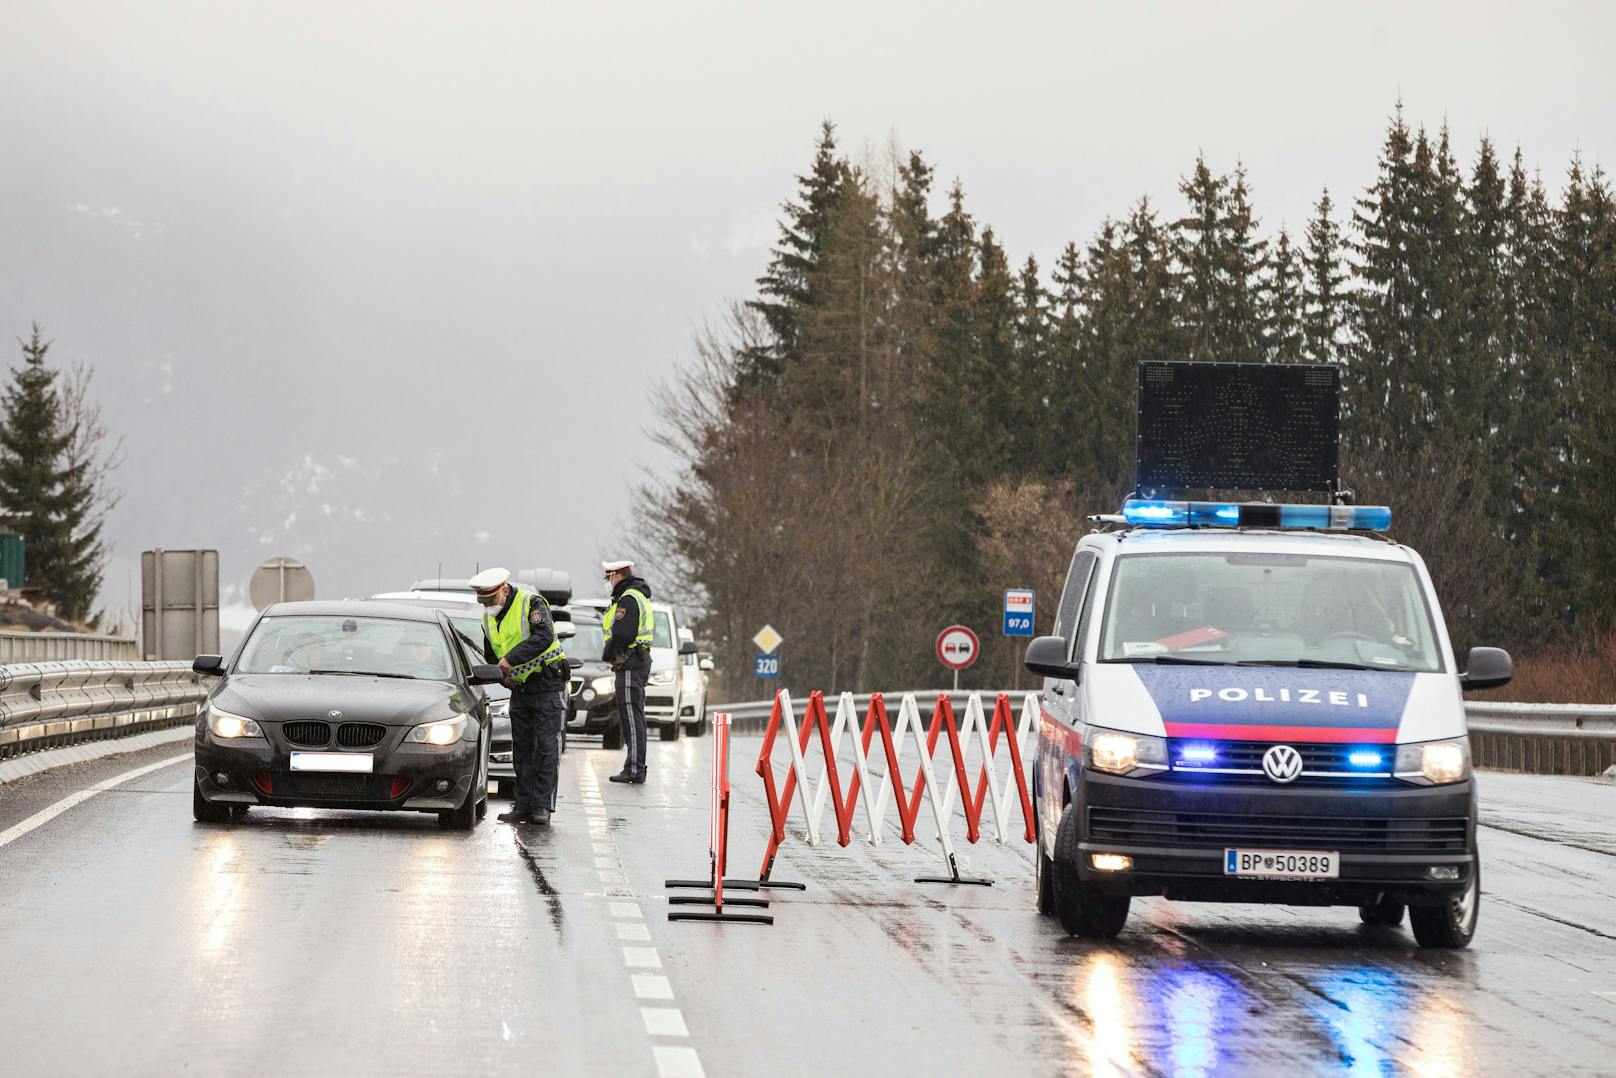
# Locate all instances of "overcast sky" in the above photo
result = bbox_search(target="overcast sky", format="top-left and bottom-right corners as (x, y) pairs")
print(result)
(1, 1), (1611, 633)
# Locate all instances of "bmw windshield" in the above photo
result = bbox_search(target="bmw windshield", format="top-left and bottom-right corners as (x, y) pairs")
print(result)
(1097, 552), (1443, 672)
(238, 615), (456, 680)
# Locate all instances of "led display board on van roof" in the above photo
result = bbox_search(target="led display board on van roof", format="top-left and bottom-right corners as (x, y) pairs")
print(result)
(1135, 361), (1340, 494)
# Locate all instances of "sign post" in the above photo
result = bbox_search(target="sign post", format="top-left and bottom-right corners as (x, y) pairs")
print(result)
(752, 624), (783, 695)
(935, 624), (980, 693)
(1003, 589), (1035, 690)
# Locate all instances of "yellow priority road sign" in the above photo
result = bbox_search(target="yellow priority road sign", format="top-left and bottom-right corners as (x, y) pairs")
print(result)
(752, 624), (783, 655)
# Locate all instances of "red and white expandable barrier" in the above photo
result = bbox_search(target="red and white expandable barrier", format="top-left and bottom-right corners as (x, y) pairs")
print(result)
(755, 690), (1038, 886)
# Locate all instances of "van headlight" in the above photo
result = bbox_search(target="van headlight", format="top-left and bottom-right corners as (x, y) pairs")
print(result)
(649, 670), (674, 686)
(1088, 730), (1168, 775)
(408, 716), (468, 747)
(1394, 738), (1471, 785)
(206, 706), (263, 739)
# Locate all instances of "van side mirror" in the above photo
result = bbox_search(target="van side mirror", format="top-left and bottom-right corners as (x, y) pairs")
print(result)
(555, 621), (577, 638)
(699, 657), (714, 672)
(1025, 635), (1080, 680)
(193, 654), (226, 677)
(1459, 646), (1513, 691)
(469, 664), (504, 685)
(678, 640), (699, 656)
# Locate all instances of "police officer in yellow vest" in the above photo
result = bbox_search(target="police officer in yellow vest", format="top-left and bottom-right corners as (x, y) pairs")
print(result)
(471, 567), (569, 824)
(602, 560), (654, 784)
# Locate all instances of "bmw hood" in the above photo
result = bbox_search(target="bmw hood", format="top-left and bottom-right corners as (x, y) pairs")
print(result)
(213, 674), (474, 727)
(1083, 664), (1465, 743)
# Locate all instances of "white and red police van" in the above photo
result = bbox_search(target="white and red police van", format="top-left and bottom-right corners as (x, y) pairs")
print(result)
(1027, 364), (1513, 948)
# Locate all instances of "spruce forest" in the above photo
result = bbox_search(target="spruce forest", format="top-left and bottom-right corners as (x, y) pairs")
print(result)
(643, 108), (1616, 700)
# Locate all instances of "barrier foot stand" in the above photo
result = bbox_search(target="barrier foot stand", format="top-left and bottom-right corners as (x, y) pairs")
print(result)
(668, 905), (774, 926)
(915, 853), (994, 887)
(668, 893), (770, 909)
(754, 855), (807, 891)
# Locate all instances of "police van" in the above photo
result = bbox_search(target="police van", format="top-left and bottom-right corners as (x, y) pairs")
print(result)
(1026, 363), (1512, 949)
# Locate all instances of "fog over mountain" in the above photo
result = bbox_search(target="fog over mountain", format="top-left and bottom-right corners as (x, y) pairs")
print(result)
(0, 2), (1610, 635)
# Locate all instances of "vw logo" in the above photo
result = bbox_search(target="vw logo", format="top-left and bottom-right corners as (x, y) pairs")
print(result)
(328, 709), (343, 719)
(1262, 744), (1303, 784)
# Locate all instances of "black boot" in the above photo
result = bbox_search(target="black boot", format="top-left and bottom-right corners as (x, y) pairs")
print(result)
(608, 771), (633, 784)
(629, 770), (647, 785)
(497, 807), (531, 823)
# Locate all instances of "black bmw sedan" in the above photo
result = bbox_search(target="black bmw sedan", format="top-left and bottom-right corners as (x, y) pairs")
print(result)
(191, 601), (503, 829)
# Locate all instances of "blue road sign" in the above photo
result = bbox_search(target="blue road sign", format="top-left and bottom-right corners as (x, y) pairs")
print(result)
(754, 653), (780, 679)
(1003, 588), (1035, 637)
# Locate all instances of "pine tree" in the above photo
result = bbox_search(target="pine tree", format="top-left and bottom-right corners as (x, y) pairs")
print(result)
(1264, 229), (1306, 363)
(0, 327), (73, 608)
(1303, 189), (1347, 365)
(1219, 164), (1270, 360)
(739, 121), (848, 395)
(1175, 157), (1226, 361)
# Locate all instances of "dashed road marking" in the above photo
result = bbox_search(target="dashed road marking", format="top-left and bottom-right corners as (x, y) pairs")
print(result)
(616, 922), (652, 941)
(610, 902), (643, 919)
(641, 1008), (689, 1037)
(632, 974), (674, 1000)
(622, 946), (661, 968)
(653, 1045), (706, 1078)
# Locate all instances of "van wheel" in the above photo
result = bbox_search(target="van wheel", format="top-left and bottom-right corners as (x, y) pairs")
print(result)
(1034, 823), (1056, 915)
(1411, 863), (1480, 949)
(1051, 801), (1129, 938)
(1358, 895), (1405, 926)
(193, 782), (230, 823)
(660, 721), (680, 742)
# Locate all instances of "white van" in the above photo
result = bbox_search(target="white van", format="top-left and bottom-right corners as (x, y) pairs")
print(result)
(1026, 499), (1512, 948)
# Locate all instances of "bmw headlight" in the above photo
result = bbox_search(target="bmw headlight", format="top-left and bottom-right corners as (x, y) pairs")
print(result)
(1394, 737), (1471, 785)
(590, 675), (616, 696)
(206, 706), (263, 739)
(408, 715), (468, 747)
(1087, 729), (1168, 775)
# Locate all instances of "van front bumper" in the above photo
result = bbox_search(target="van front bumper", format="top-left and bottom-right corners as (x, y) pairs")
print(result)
(1074, 769), (1477, 906)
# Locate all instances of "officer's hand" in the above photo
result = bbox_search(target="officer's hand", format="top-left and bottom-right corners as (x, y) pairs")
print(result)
(498, 658), (513, 673)
(500, 676), (516, 690)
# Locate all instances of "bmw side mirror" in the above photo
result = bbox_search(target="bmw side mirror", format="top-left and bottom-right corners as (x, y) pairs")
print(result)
(1460, 646), (1513, 691)
(470, 664), (504, 685)
(679, 640), (699, 656)
(192, 654), (226, 677)
(1024, 635), (1080, 680)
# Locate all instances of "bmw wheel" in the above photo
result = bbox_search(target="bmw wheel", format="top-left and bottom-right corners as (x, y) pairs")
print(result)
(192, 781), (230, 823)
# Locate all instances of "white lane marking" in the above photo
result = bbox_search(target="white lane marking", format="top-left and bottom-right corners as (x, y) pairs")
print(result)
(623, 947), (661, 968)
(632, 974), (673, 1000)
(0, 753), (189, 851)
(641, 1008), (689, 1037)
(610, 902), (644, 919)
(653, 1045), (706, 1078)
(595, 857), (618, 869)
(616, 922), (652, 941)
(593, 843), (615, 853)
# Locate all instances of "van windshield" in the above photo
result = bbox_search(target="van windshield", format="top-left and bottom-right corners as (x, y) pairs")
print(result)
(1097, 553), (1443, 672)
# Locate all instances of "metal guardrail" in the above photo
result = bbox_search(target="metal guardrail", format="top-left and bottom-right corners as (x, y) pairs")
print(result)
(0, 631), (140, 663)
(0, 660), (211, 760)
(713, 693), (1616, 776)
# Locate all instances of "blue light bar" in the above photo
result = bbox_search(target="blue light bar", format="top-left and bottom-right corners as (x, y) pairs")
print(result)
(1122, 500), (1392, 532)
(1348, 751), (1384, 769)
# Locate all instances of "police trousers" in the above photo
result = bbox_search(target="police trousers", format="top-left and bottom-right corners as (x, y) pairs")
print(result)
(509, 683), (566, 812)
(615, 662), (649, 774)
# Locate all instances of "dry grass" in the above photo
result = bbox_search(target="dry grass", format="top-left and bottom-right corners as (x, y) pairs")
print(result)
(1476, 633), (1616, 704)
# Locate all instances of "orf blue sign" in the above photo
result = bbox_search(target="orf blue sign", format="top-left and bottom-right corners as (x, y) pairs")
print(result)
(754, 654), (780, 679)
(1003, 588), (1035, 637)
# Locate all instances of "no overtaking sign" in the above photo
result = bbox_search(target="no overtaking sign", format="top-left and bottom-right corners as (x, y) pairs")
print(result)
(936, 625), (979, 671)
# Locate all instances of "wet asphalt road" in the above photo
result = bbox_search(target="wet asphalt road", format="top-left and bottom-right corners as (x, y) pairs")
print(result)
(1, 738), (1614, 1076)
